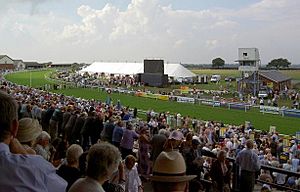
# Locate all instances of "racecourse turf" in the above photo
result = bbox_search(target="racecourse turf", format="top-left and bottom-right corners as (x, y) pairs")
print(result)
(5, 70), (300, 135)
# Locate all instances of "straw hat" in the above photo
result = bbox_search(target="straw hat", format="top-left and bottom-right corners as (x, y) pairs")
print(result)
(150, 150), (196, 182)
(17, 118), (42, 143)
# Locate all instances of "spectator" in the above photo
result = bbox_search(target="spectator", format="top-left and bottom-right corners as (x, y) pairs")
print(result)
(57, 144), (83, 191)
(163, 130), (184, 151)
(112, 120), (124, 148)
(101, 116), (116, 143)
(103, 160), (126, 192)
(236, 139), (261, 192)
(137, 127), (150, 180)
(16, 117), (42, 154)
(150, 128), (167, 164)
(210, 150), (231, 192)
(150, 150), (196, 192)
(124, 155), (142, 192)
(69, 143), (121, 192)
(0, 90), (67, 191)
(35, 131), (52, 161)
(120, 123), (139, 159)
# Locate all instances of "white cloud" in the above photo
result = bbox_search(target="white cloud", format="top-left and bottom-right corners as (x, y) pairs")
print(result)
(0, 0), (299, 64)
(206, 40), (219, 49)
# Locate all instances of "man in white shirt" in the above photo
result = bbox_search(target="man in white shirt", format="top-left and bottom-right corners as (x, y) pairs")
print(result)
(0, 90), (67, 192)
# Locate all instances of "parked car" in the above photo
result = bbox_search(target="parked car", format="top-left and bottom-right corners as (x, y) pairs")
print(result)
(258, 90), (268, 98)
(210, 75), (221, 83)
(225, 76), (236, 82)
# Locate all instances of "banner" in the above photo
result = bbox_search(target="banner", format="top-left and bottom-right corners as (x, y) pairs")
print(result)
(283, 135), (291, 152)
(259, 106), (280, 115)
(269, 126), (276, 134)
(249, 132), (255, 140)
(180, 86), (189, 94)
(158, 95), (169, 101)
(176, 96), (195, 104)
(200, 99), (221, 107)
(135, 92), (169, 101)
(219, 127), (227, 138)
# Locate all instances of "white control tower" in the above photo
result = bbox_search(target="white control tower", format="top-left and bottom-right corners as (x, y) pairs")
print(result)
(236, 48), (260, 96)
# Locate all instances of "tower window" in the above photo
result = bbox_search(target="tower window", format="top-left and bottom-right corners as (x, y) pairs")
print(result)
(243, 53), (248, 57)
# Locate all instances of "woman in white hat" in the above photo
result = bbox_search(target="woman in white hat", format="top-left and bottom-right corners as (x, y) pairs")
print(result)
(16, 118), (42, 154)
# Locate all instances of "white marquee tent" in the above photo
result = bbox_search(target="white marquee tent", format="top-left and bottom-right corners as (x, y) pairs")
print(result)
(80, 62), (196, 78)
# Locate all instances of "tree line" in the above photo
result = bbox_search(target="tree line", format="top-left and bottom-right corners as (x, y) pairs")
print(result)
(211, 57), (291, 69)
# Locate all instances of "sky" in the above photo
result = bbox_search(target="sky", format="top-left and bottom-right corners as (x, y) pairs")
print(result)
(0, 0), (299, 64)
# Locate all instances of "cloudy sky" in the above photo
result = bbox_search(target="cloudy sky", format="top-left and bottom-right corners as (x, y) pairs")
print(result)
(0, 0), (299, 64)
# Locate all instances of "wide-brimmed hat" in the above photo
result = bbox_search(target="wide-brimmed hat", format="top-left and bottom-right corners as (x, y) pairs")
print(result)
(17, 118), (42, 143)
(150, 150), (196, 182)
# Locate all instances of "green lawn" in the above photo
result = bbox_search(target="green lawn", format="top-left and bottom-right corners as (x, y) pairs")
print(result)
(5, 70), (55, 88)
(4, 70), (300, 135)
(192, 69), (240, 78)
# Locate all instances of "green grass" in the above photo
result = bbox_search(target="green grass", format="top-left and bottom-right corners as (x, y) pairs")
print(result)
(5, 70), (55, 88)
(280, 70), (300, 81)
(192, 69), (240, 78)
(5, 70), (300, 135)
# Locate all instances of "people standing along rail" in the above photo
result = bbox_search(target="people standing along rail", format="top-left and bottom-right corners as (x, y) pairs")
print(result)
(236, 139), (261, 192)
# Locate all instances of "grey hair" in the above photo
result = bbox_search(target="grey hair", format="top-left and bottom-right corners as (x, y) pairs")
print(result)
(66, 144), (83, 165)
(86, 143), (121, 180)
(158, 129), (167, 135)
(0, 91), (18, 142)
(36, 131), (51, 141)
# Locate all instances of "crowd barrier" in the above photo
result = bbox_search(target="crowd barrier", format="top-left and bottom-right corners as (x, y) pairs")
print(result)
(259, 105), (281, 115)
(175, 96), (195, 104)
(198, 99), (221, 107)
(200, 156), (300, 192)
(282, 108), (300, 118)
(227, 102), (251, 112)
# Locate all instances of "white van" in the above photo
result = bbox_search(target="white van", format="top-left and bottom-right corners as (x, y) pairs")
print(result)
(210, 75), (221, 83)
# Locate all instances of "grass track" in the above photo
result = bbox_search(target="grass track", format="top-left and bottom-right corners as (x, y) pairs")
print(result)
(5, 70), (300, 135)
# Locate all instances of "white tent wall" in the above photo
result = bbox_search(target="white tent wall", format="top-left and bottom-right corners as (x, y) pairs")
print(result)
(80, 62), (196, 78)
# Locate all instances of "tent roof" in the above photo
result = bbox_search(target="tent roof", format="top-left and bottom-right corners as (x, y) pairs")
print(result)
(80, 62), (196, 78)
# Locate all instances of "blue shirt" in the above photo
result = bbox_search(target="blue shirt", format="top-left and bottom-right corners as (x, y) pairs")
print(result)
(0, 143), (67, 192)
(112, 126), (124, 143)
(120, 129), (139, 150)
(236, 148), (261, 173)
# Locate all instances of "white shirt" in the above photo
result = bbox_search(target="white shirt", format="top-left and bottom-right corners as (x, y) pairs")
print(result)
(125, 163), (141, 192)
(0, 143), (67, 192)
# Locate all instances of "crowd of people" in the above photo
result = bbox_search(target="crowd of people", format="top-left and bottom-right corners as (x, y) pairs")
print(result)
(56, 71), (139, 88)
(0, 71), (300, 192)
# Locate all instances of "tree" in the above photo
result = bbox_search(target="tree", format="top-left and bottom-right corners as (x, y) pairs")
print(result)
(212, 57), (225, 68)
(267, 58), (291, 69)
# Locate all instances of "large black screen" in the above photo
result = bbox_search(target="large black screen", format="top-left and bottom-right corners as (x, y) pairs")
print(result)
(144, 59), (164, 74)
